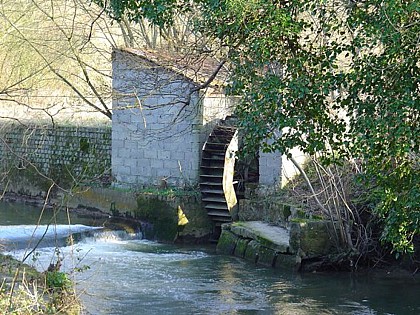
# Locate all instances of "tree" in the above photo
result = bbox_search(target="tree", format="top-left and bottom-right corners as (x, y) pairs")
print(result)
(0, 0), (208, 124)
(99, 0), (419, 254)
(0, 0), (119, 123)
(213, 0), (419, 254)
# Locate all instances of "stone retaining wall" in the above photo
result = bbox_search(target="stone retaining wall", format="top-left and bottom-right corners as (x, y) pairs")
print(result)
(0, 124), (111, 194)
(67, 186), (213, 243)
(217, 220), (343, 271)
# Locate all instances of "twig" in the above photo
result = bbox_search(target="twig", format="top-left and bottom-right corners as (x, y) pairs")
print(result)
(289, 156), (329, 214)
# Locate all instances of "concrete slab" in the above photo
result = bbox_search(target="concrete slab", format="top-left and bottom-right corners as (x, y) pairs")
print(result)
(231, 221), (291, 253)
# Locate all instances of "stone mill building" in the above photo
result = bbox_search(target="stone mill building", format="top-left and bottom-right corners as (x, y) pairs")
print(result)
(111, 48), (304, 224)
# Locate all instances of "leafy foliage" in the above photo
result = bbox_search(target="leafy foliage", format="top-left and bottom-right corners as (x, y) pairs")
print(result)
(206, 0), (419, 254)
(93, 0), (193, 26)
(99, 0), (419, 253)
(46, 271), (72, 291)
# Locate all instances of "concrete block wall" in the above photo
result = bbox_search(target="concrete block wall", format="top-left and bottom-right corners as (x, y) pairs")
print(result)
(112, 49), (233, 188)
(0, 124), (111, 184)
(111, 48), (295, 190)
(258, 132), (307, 189)
(201, 94), (236, 125)
(199, 94), (236, 144)
(259, 150), (283, 189)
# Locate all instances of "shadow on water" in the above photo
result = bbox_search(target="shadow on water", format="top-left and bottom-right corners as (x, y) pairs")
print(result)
(1, 201), (419, 315)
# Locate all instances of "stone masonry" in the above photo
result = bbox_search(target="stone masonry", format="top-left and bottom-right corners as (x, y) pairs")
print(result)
(0, 123), (111, 186)
(112, 48), (234, 187)
(112, 48), (306, 189)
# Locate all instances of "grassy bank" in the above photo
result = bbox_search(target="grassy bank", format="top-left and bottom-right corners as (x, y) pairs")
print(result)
(0, 253), (81, 314)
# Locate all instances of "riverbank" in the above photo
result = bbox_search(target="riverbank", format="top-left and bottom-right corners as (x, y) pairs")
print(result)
(1, 199), (418, 315)
(217, 221), (420, 274)
(0, 252), (39, 286)
(0, 253), (82, 314)
(2, 190), (418, 274)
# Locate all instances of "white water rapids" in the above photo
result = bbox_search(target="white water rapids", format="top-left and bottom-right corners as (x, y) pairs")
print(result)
(0, 224), (104, 250)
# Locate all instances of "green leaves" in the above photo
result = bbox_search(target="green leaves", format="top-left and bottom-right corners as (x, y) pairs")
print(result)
(97, 0), (419, 253)
(208, 0), (419, 253)
(46, 271), (72, 291)
(93, 0), (192, 27)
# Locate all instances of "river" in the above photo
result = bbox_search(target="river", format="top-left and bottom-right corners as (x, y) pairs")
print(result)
(1, 201), (419, 315)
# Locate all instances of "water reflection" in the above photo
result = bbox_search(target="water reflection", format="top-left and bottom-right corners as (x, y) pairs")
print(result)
(268, 271), (419, 315)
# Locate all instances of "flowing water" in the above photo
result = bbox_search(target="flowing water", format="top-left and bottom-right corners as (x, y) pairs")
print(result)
(1, 201), (419, 315)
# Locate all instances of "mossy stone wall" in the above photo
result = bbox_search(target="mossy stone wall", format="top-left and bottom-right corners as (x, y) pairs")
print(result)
(0, 124), (111, 194)
(289, 221), (340, 257)
(238, 197), (295, 226)
(217, 220), (342, 271)
(68, 187), (213, 243)
(133, 193), (213, 243)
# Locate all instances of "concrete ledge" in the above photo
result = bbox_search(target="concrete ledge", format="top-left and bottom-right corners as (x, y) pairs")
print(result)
(234, 238), (250, 258)
(217, 221), (299, 270)
(230, 221), (291, 254)
(216, 230), (239, 255)
(217, 220), (341, 271)
(244, 240), (260, 264)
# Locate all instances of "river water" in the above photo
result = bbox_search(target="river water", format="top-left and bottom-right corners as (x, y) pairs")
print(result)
(1, 202), (419, 315)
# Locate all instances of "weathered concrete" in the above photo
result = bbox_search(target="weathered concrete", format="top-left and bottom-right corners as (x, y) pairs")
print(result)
(3, 186), (212, 244)
(216, 229), (239, 255)
(230, 221), (291, 253)
(217, 220), (342, 271)
(68, 187), (213, 243)
(112, 48), (234, 187)
(289, 221), (340, 258)
(234, 238), (250, 258)
(238, 194), (304, 226)
(68, 187), (137, 214)
(217, 221), (298, 270)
